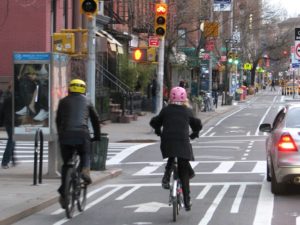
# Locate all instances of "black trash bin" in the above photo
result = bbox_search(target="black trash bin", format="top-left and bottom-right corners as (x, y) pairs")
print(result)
(91, 133), (109, 171)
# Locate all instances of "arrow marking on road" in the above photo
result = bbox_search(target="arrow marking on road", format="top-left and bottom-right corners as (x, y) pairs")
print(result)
(124, 202), (169, 212)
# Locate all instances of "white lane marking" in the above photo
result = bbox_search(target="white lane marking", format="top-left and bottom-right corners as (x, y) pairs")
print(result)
(212, 161), (235, 173)
(231, 184), (246, 213)
(198, 185), (230, 225)
(252, 180), (274, 225)
(254, 96), (276, 136)
(215, 107), (245, 126)
(196, 185), (212, 199)
(209, 132), (215, 137)
(116, 186), (141, 200)
(246, 131), (251, 136)
(201, 127), (214, 137)
(106, 143), (154, 165)
(252, 161), (266, 173)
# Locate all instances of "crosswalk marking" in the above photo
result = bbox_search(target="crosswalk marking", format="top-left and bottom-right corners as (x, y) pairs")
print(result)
(0, 141), (149, 163)
(132, 160), (266, 176)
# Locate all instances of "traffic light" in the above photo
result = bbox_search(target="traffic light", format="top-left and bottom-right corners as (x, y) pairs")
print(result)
(154, 3), (168, 37)
(228, 52), (233, 63)
(80, 0), (98, 18)
(132, 48), (147, 62)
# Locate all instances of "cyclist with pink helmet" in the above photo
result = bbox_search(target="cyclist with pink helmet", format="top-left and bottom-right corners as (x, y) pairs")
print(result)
(150, 86), (202, 211)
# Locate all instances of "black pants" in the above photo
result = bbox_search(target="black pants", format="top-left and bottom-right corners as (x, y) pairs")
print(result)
(58, 136), (91, 197)
(165, 157), (193, 197)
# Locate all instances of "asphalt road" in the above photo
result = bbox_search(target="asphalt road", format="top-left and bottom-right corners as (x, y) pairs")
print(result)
(13, 89), (300, 225)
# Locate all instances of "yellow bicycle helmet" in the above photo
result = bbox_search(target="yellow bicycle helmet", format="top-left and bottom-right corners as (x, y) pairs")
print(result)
(69, 79), (86, 94)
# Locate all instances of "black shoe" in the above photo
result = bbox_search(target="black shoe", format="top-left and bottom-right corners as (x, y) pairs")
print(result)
(161, 173), (170, 189)
(184, 195), (192, 211)
(81, 168), (92, 185)
(59, 196), (66, 209)
(1, 165), (9, 169)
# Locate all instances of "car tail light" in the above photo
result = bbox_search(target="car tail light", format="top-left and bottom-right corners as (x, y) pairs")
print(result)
(277, 133), (298, 152)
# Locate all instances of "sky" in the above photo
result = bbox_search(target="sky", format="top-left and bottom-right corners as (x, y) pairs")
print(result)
(267, 0), (300, 17)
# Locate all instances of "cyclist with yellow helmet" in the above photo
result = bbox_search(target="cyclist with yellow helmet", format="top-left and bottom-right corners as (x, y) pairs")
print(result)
(56, 79), (100, 208)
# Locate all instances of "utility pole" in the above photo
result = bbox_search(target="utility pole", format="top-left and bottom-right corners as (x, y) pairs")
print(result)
(155, 1), (167, 114)
(87, 17), (96, 105)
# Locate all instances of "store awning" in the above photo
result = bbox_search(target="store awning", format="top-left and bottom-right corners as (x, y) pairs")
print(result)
(96, 30), (124, 54)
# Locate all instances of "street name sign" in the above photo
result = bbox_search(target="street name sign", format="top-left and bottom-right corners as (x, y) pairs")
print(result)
(295, 28), (300, 40)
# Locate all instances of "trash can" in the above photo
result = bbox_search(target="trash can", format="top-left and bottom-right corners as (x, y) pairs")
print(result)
(91, 133), (109, 171)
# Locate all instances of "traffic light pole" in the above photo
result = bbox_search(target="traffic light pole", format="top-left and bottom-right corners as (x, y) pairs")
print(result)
(87, 17), (96, 105)
(156, 37), (165, 114)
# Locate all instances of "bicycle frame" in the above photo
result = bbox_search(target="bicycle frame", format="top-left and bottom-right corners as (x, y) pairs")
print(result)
(64, 148), (87, 218)
(169, 157), (184, 222)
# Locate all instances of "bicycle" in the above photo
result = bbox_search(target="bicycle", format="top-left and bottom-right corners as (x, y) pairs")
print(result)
(63, 148), (87, 218)
(169, 157), (184, 222)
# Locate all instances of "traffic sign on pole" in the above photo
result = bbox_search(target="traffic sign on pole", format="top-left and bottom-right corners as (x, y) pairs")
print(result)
(295, 28), (300, 40)
(295, 41), (300, 60)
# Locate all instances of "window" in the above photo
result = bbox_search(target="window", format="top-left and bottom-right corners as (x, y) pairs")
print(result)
(177, 29), (186, 47)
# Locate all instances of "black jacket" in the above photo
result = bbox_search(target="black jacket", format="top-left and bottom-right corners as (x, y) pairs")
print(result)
(0, 93), (12, 127)
(56, 93), (100, 141)
(150, 104), (202, 160)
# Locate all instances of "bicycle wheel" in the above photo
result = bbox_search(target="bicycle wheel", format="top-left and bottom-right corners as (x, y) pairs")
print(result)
(172, 195), (177, 222)
(64, 168), (75, 218)
(77, 179), (87, 212)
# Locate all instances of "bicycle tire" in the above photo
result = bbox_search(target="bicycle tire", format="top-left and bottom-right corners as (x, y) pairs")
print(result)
(64, 168), (75, 218)
(172, 196), (177, 222)
(77, 181), (87, 212)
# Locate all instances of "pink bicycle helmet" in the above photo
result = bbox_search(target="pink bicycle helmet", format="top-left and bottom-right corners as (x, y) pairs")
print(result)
(169, 86), (187, 102)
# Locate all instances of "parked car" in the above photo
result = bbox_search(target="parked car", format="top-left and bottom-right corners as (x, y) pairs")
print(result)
(259, 104), (300, 194)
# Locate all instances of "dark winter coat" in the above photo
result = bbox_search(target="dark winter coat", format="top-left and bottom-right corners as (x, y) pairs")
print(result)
(0, 92), (13, 127)
(149, 104), (202, 160)
(56, 93), (100, 142)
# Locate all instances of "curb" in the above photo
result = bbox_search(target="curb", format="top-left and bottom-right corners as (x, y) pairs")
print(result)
(0, 169), (122, 225)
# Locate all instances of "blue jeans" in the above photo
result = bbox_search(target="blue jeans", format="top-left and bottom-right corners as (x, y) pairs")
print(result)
(1, 126), (15, 166)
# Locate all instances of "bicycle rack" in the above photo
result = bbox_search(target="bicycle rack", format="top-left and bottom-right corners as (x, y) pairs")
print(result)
(33, 128), (44, 185)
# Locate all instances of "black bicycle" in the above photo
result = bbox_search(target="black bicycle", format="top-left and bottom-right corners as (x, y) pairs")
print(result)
(63, 149), (87, 218)
(169, 157), (184, 222)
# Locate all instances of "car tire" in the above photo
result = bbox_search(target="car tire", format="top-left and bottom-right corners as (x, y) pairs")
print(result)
(266, 164), (271, 182)
(271, 163), (286, 195)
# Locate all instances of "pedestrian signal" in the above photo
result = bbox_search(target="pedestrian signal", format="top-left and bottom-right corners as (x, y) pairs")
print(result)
(154, 3), (168, 37)
(132, 48), (147, 62)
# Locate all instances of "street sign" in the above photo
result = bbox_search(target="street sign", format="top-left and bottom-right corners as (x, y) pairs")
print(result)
(295, 28), (300, 40)
(148, 36), (159, 47)
(295, 41), (300, 60)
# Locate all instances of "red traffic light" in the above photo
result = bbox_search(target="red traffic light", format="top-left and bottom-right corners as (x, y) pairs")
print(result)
(154, 3), (168, 37)
(156, 4), (167, 14)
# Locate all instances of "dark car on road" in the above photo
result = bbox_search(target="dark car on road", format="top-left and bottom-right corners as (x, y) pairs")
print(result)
(259, 104), (300, 194)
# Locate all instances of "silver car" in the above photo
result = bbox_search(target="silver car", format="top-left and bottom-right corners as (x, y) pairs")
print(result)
(259, 104), (300, 194)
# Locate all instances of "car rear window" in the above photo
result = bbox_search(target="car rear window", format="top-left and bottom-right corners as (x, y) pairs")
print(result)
(286, 107), (300, 128)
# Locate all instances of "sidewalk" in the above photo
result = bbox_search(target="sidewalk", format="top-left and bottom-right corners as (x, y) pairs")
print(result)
(0, 98), (241, 225)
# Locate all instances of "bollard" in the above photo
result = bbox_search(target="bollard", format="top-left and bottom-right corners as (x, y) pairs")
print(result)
(33, 129), (44, 185)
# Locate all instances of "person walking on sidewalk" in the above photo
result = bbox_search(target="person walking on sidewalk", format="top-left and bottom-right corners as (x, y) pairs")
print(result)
(1, 84), (16, 169)
(56, 79), (101, 208)
(270, 79), (276, 91)
(149, 86), (202, 211)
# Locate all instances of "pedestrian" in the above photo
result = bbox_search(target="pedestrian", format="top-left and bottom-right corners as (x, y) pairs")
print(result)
(1, 84), (16, 169)
(271, 80), (276, 91)
(151, 76), (158, 113)
(56, 79), (101, 208)
(149, 86), (202, 211)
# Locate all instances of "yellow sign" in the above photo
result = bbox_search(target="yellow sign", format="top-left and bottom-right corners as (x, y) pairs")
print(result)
(53, 33), (75, 54)
(204, 22), (219, 38)
(243, 63), (252, 71)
